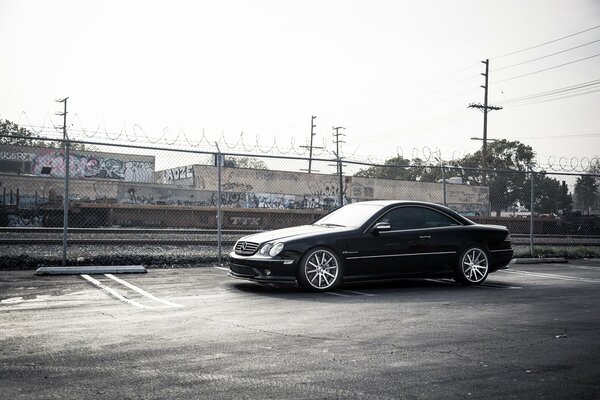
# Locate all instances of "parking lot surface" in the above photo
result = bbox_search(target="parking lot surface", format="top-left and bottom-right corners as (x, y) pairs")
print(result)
(1, 261), (600, 399)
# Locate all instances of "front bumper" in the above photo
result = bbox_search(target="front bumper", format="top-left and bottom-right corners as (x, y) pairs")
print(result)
(228, 252), (298, 284)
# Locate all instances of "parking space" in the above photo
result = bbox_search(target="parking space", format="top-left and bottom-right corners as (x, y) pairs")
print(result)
(1, 261), (600, 399)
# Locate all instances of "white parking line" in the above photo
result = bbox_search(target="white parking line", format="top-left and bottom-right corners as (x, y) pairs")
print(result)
(424, 278), (459, 286)
(502, 269), (600, 283)
(324, 291), (352, 297)
(477, 283), (522, 290)
(424, 278), (521, 289)
(105, 274), (182, 308)
(81, 274), (150, 309)
(324, 290), (375, 297)
(213, 266), (230, 272)
(341, 290), (376, 297)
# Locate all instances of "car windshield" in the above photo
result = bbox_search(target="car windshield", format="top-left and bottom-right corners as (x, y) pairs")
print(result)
(314, 203), (384, 228)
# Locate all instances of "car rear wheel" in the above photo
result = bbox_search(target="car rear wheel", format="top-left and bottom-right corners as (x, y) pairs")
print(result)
(455, 246), (489, 285)
(298, 247), (343, 291)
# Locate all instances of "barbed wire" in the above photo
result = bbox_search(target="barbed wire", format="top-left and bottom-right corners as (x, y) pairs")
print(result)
(2, 112), (598, 173)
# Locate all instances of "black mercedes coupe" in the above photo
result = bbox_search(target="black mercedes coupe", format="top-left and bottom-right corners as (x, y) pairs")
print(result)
(229, 200), (514, 291)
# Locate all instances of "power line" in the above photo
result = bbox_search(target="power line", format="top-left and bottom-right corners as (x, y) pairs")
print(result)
(493, 38), (600, 72)
(495, 53), (600, 84)
(492, 24), (600, 59)
(498, 78), (600, 104)
(321, 62), (481, 123)
(502, 87), (600, 107)
(512, 131), (600, 140)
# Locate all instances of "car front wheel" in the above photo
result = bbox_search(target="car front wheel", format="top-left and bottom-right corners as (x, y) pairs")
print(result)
(455, 246), (489, 285)
(298, 247), (343, 291)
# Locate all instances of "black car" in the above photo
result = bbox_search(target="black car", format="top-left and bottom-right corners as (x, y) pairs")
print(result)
(229, 200), (514, 291)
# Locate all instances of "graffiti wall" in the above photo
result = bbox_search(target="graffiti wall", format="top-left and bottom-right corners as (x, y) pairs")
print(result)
(0, 145), (154, 183)
(1, 153), (490, 226)
(155, 165), (195, 185)
(191, 165), (489, 214)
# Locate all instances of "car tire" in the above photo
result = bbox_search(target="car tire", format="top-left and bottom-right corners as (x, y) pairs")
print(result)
(455, 246), (489, 285)
(298, 247), (343, 291)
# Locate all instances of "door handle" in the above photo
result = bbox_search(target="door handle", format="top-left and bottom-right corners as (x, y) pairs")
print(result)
(419, 235), (431, 239)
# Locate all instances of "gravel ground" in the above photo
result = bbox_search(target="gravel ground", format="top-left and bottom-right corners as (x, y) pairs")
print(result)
(0, 244), (226, 270)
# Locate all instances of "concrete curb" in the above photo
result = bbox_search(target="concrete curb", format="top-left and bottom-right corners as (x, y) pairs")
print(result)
(512, 258), (568, 264)
(35, 265), (147, 276)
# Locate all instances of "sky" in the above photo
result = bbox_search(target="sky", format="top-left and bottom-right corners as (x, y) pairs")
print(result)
(1, 0), (599, 170)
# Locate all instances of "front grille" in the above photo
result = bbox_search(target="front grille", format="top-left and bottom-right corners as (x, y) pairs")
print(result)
(234, 241), (260, 256)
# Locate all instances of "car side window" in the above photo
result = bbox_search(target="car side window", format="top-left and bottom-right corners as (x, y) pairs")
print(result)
(378, 207), (424, 230)
(420, 208), (460, 228)
(378, 206), (459, 231)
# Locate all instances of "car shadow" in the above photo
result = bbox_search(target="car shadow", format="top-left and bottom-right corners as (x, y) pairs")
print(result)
(227, 277), (511, 302)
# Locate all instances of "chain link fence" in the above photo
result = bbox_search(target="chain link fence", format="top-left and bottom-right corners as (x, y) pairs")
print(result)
(1, 136), (599, 268)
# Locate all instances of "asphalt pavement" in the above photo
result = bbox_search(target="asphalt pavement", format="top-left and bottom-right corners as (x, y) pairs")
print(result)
(1, 261), (600, 399)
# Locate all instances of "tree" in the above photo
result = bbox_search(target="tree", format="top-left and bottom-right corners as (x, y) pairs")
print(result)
(355, 156), (437, 181)
(522, 173), (570, 215)
(0, 119), (43, 146)
(574, 175), (598, 215)
(0, 119), (88, 150)
(457, 140), (535, 216)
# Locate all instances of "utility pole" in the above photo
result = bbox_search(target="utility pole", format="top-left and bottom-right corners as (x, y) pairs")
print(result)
(56, 97), (68, 147)
(300, 116), (322, 173)
(55, 97), (69, 266)
(333, 126), (345, 207)
(468, 59), (502, 184)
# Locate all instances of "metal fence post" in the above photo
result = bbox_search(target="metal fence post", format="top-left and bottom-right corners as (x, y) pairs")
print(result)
(62, 139), (70, 266)
(338, 157), (344, 207)
(216, 148), (223, 264)
(441, 163), (447, 206)
(529, 166), (535, 258)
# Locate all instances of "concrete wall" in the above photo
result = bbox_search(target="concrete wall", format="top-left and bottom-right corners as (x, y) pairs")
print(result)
(192, 165), (489, 214)
(1, 164), (489, 214)
(0, 145), (155, 183)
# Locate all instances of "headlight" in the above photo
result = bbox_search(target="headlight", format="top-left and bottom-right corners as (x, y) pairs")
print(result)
(269, 242), (284, 257)
(259, 243), (272, 256)
(259, 242), (284, 257)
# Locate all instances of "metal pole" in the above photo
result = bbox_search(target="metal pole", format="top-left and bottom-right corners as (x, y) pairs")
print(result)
(529, 167), (535, 258)
(333, 126), (345, 207)
(482, 59), (489, 185)
(216, 147), (223, 264)
(441, 162), (447, 206)
(60, 98), (69, 266)
(308, 115), (316, 173)
(62, 140), (70, 265)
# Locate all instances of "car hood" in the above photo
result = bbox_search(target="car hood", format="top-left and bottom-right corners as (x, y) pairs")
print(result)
(238, 225), (354, 244)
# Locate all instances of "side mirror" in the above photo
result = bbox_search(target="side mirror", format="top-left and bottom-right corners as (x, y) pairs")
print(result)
(372, 222), (391, 234)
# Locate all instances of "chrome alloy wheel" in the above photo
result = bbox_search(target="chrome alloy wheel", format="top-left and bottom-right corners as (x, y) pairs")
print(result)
(461, 247), (489, 283)
(304, 249), (340, 290)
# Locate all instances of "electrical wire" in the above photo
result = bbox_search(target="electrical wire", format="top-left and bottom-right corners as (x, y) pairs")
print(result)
(495, 53), (600, 84)
(512, 131), (600, 140)
(497, 78), (600, 104)
(492, 25), (600, 59)
(493, 39), (600, 72)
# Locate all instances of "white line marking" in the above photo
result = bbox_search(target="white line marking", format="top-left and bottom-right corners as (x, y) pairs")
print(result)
(104, 274), (183, 308)
(502, 269), (600, 283)
(341, 290), (376, 297)
(477, 283), (522, 290)
(81, 274), (150, 309)
(1, 297), (24, 305)
(424, 278), (459, 285)
(564, 265), (600, 271)
(213, 266), (230, 272)
(324, 292), (352, 297)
